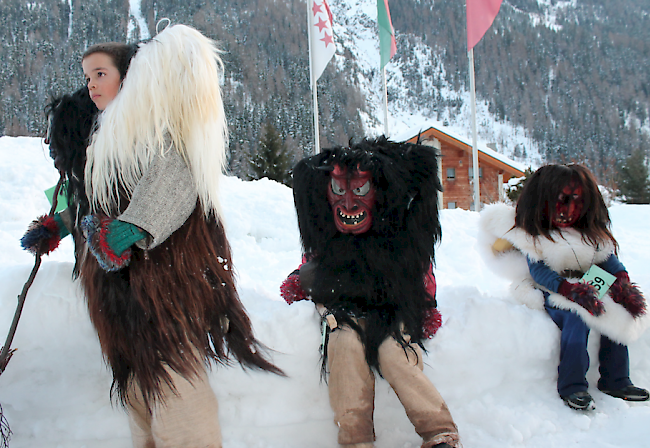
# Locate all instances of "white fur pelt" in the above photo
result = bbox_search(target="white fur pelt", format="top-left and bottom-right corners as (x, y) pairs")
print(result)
(85, 24), (228, 219)
(478, 202), (649, 344)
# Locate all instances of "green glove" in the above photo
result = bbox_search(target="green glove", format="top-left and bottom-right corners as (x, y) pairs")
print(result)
(106, 219), (147, 256)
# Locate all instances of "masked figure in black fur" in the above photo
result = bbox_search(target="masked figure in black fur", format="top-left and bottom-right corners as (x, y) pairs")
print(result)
(40, 85), (99, 275)
(480, 164), (648, 412)
(22, 24), (282, 448)
(280, 137), (459, 448)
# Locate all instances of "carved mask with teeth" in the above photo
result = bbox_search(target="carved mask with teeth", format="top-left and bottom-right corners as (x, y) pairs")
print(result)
(552, 180), (583, 228)
(327, 164), (376, 234)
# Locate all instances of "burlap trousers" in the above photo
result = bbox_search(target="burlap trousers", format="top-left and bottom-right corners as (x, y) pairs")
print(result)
(126, 365), (221, 448)
(327, 326), (459, 448)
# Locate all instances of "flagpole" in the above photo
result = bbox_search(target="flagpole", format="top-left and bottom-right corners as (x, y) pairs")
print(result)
(466, 0), (503, 211)
(307, 0), (321, 154)
(382, 67), (389, 137)
(468, 47), (480, 211)
(312, 81), (321, 155)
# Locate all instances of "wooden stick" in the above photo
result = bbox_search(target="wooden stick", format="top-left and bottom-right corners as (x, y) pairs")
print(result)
(0, 175), (64, 375)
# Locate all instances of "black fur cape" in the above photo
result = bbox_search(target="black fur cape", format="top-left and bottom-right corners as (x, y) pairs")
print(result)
(45, 86), (98, 276)
(292, 137), (442, 369)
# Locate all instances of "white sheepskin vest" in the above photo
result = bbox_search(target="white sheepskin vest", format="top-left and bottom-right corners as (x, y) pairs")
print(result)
(478, 202), (648, 344)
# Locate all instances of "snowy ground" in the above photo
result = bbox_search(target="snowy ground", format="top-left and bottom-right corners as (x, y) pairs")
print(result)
(0, 136), (649, 448)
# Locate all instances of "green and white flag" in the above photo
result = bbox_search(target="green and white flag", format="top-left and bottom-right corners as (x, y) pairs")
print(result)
(377, 0), (396, 69)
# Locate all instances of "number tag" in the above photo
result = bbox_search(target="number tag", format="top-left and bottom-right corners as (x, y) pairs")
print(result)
(581, 265), (616, 299)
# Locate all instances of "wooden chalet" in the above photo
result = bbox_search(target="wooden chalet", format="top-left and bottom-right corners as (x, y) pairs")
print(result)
(396, 123), (526, 210)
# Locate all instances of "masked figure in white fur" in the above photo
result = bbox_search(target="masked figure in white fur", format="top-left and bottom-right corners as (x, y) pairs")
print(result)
(479, 164), (648, 411)
(21, 24), (282, 448)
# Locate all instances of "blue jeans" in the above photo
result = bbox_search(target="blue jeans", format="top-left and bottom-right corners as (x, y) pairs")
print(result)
(544, 297), (631, 397)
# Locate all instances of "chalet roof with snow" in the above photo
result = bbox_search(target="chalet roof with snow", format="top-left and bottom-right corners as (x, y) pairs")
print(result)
(393, 122), (526, 209)
(394, 122), (526, 177)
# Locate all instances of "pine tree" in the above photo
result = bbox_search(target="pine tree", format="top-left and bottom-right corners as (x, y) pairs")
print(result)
(506, 167), (535, 204)
(249, 121), (293, 187)
(617, 148), (650, 204)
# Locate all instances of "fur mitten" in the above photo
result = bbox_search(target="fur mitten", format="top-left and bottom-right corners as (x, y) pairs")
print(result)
(81, 215), (145, 272)
(609, 271), (646, 318)
(422, 306), (442, 338)
(280, 269), (309, 304)
(21, 213), (70, 255)
(558, 280), (604, 316)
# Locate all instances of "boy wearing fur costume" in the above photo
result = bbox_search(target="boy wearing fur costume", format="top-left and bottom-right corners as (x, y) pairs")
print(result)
(22, 25), (281, 447)
(479, 164), (648, 411)
(280, 137), (459, 448)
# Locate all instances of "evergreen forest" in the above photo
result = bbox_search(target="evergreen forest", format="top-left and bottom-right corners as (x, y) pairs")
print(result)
(1, 0), (648, 187)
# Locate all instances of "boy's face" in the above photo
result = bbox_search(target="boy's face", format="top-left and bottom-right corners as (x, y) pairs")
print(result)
(82, 52), (122, 111)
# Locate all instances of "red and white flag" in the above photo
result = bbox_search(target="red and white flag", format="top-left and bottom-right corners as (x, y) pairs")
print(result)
(309, 0), (336, 82)
(466, 0), (503, 50)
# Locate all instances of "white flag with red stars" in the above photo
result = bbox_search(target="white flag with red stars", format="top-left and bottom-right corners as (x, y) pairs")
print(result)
(308, 0), (336, 83)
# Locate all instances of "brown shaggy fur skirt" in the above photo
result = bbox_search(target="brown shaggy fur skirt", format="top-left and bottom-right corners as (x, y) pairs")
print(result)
(80, 205), (281, 409)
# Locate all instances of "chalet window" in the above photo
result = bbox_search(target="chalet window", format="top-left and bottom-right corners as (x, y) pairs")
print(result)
(446, 168), (456, 179)
(447, 202), (456, 209)
(468, 167), (483, 178)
